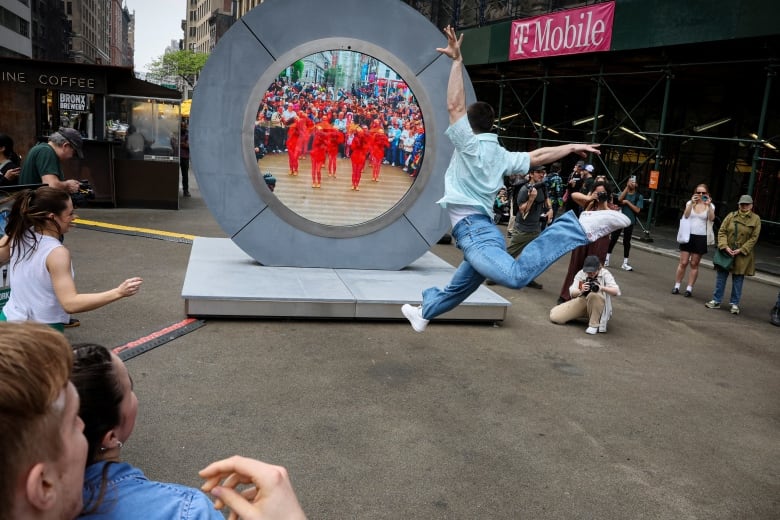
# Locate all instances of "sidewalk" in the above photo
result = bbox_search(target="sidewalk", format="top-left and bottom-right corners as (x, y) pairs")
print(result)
(626, 223), (780, 287)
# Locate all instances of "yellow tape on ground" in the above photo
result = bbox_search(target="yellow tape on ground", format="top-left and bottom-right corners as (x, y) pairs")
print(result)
(74, 219), (196, 241)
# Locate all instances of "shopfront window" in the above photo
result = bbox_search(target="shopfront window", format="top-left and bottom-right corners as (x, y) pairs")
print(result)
(106, 96), (181, 161)
(36, 89), (97, 139)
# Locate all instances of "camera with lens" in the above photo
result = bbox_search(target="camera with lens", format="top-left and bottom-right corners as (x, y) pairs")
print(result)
(596, 191), (609, 203)
(701, 195), (709, 203)
(70, 180), (95, 208)
(526, 181), (545, 192)
(581, 276), (600, 296)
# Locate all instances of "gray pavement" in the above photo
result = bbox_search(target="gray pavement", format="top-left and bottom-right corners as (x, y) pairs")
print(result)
(64, 178), (779, 519)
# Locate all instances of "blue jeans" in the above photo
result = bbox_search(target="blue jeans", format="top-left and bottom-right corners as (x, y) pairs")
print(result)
(713, 270), (745, 305)
(421, 211), (589, 320)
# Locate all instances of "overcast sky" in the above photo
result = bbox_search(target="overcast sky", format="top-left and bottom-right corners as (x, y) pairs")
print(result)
(126, 0), (185, 72)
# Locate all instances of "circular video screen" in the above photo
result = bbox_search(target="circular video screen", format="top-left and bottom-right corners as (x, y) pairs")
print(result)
(252, 50), (425, 227)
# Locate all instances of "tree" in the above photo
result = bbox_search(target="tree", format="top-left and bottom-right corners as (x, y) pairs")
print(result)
(147, 50), (208, 89)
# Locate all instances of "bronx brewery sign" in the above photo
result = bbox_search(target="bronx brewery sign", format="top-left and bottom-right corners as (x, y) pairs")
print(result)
(510, 1), (615, 60)
(59, 92), (88, 111)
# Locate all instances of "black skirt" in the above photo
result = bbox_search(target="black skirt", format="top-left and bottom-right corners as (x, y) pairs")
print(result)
(679, 233), (708, 255)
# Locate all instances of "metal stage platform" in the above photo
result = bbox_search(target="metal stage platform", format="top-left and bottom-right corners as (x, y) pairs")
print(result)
(183, 238), (510, 321)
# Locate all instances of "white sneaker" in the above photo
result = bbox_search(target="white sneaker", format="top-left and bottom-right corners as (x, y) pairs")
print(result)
(579, 211), (631, 242)
(604, 257), (610, 267)
(585, 326), (598, 335)
(621, 262), (633, 271)
(402, 304), (429, 332)
(598, 324), (607, 333)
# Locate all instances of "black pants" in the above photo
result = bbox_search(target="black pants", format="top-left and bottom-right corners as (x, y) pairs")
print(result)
(608, 223), (634, 258)
(180, 158), (189, 192)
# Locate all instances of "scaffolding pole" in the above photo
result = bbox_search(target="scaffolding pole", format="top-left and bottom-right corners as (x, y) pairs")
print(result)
(749, 68), (775, 195)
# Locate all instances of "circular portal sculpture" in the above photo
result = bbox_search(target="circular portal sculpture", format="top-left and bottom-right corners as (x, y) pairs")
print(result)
(190, 0), (474, 269)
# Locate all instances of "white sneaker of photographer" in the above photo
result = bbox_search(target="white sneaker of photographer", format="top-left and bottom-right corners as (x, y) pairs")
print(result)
(579, 211), (631, 242)
(585, 326), (598, 335)
(402, 304), (429, 332)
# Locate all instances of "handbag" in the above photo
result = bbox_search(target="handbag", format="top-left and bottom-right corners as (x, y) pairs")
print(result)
(676, 216), (691, 244)
(712, 248), (734, 271)
(706, 219), (715, 246)
(712, 219), (739, 271)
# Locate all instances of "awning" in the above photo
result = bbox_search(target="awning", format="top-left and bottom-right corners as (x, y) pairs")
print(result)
(181, 99), (192, 117)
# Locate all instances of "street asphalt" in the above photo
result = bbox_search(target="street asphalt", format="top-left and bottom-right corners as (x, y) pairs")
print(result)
(63, 177), (779, 519)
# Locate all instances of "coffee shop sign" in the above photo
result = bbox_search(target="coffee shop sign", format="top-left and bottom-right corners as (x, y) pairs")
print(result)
(1, 70), (96, 89)
(509, 1), (614, 60)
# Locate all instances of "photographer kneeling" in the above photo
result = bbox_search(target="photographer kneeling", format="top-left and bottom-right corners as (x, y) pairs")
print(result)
(550, 255), (620, 334)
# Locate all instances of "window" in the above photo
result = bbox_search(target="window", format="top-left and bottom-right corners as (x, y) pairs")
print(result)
(67, 1), (72, 15)
(0, 7), (30, 38)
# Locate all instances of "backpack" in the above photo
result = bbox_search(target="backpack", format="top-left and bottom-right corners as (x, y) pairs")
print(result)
(546, 173), (564, 199)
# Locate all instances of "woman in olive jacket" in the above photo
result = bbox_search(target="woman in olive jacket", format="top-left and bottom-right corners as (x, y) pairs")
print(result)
(705, 195), (761, 314)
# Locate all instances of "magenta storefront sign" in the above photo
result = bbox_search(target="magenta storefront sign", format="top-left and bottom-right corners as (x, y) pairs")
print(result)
(509, 1), (615, 61)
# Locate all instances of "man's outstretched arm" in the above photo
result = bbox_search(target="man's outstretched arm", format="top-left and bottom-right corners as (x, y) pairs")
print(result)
(528, 143), (601, 167)
(437, 25), (466, 125)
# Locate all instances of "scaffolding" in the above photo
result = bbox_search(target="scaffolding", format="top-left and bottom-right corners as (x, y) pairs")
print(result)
(469, 58), (779, 240)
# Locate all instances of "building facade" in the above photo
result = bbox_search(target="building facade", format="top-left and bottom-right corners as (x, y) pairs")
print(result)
(30, 0), (69, 61)
(233, 0), (265, 20)
(0, 0), (32, 58)
(182, 0), (232, 54)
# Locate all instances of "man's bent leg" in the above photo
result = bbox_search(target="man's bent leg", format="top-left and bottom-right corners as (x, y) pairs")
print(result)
(421, 260), (485, 320)
(419, 215), (500, 320)
(499, 211), (590, 289)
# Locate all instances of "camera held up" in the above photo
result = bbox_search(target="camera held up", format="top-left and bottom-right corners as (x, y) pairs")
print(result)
(581, 276), (601, 297)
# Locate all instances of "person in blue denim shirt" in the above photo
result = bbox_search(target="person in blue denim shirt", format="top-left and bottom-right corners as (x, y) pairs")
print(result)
(71, 343), (224, 519)
(401, 26), (629, 332)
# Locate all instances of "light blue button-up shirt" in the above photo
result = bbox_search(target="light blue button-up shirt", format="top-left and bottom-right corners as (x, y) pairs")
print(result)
(437, 115), (530, 218)
(81, 461), (223, 519)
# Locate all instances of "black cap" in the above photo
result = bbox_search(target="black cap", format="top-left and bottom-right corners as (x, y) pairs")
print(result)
(57, 127), (84, 159)
(583, 255), (601, 272)
(530, 165), (546, 172)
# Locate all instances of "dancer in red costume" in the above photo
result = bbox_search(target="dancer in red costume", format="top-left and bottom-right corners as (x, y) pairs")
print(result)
(286, 117), (303, 176)
(369, 125), (389, 182)
(349, 125), (369, 191)
(309, 122), (328, 188)
(325, 122), (344, 178)
(296, 112), (313, 162)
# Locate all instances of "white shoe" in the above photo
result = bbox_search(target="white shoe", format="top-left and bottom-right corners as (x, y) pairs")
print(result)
(585, 326), (598, 335)
(598, 324), (607, 333)
(604, 257), (610, 267)
(579, 211), (631, 242)
(402, 304), (429, 332)
(621, 263), (633, 271)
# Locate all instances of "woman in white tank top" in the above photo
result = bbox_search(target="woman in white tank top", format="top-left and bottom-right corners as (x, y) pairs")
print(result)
(672, 183), (715, 297)
(0, 187), (143, 330)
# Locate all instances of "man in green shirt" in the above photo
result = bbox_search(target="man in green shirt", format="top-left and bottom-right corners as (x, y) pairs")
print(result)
(19, 128), (83, 193)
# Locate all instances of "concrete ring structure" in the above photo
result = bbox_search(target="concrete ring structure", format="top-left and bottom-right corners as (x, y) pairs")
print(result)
(189, 0), (475, 269)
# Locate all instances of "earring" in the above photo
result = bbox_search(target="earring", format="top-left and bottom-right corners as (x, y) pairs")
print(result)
(98, 440), (124, 452)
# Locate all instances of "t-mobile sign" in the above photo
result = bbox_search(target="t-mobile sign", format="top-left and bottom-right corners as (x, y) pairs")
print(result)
(509, 2), (615, 61)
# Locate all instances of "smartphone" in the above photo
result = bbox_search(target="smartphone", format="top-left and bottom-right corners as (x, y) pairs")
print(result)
(629, 175), (637, 183)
